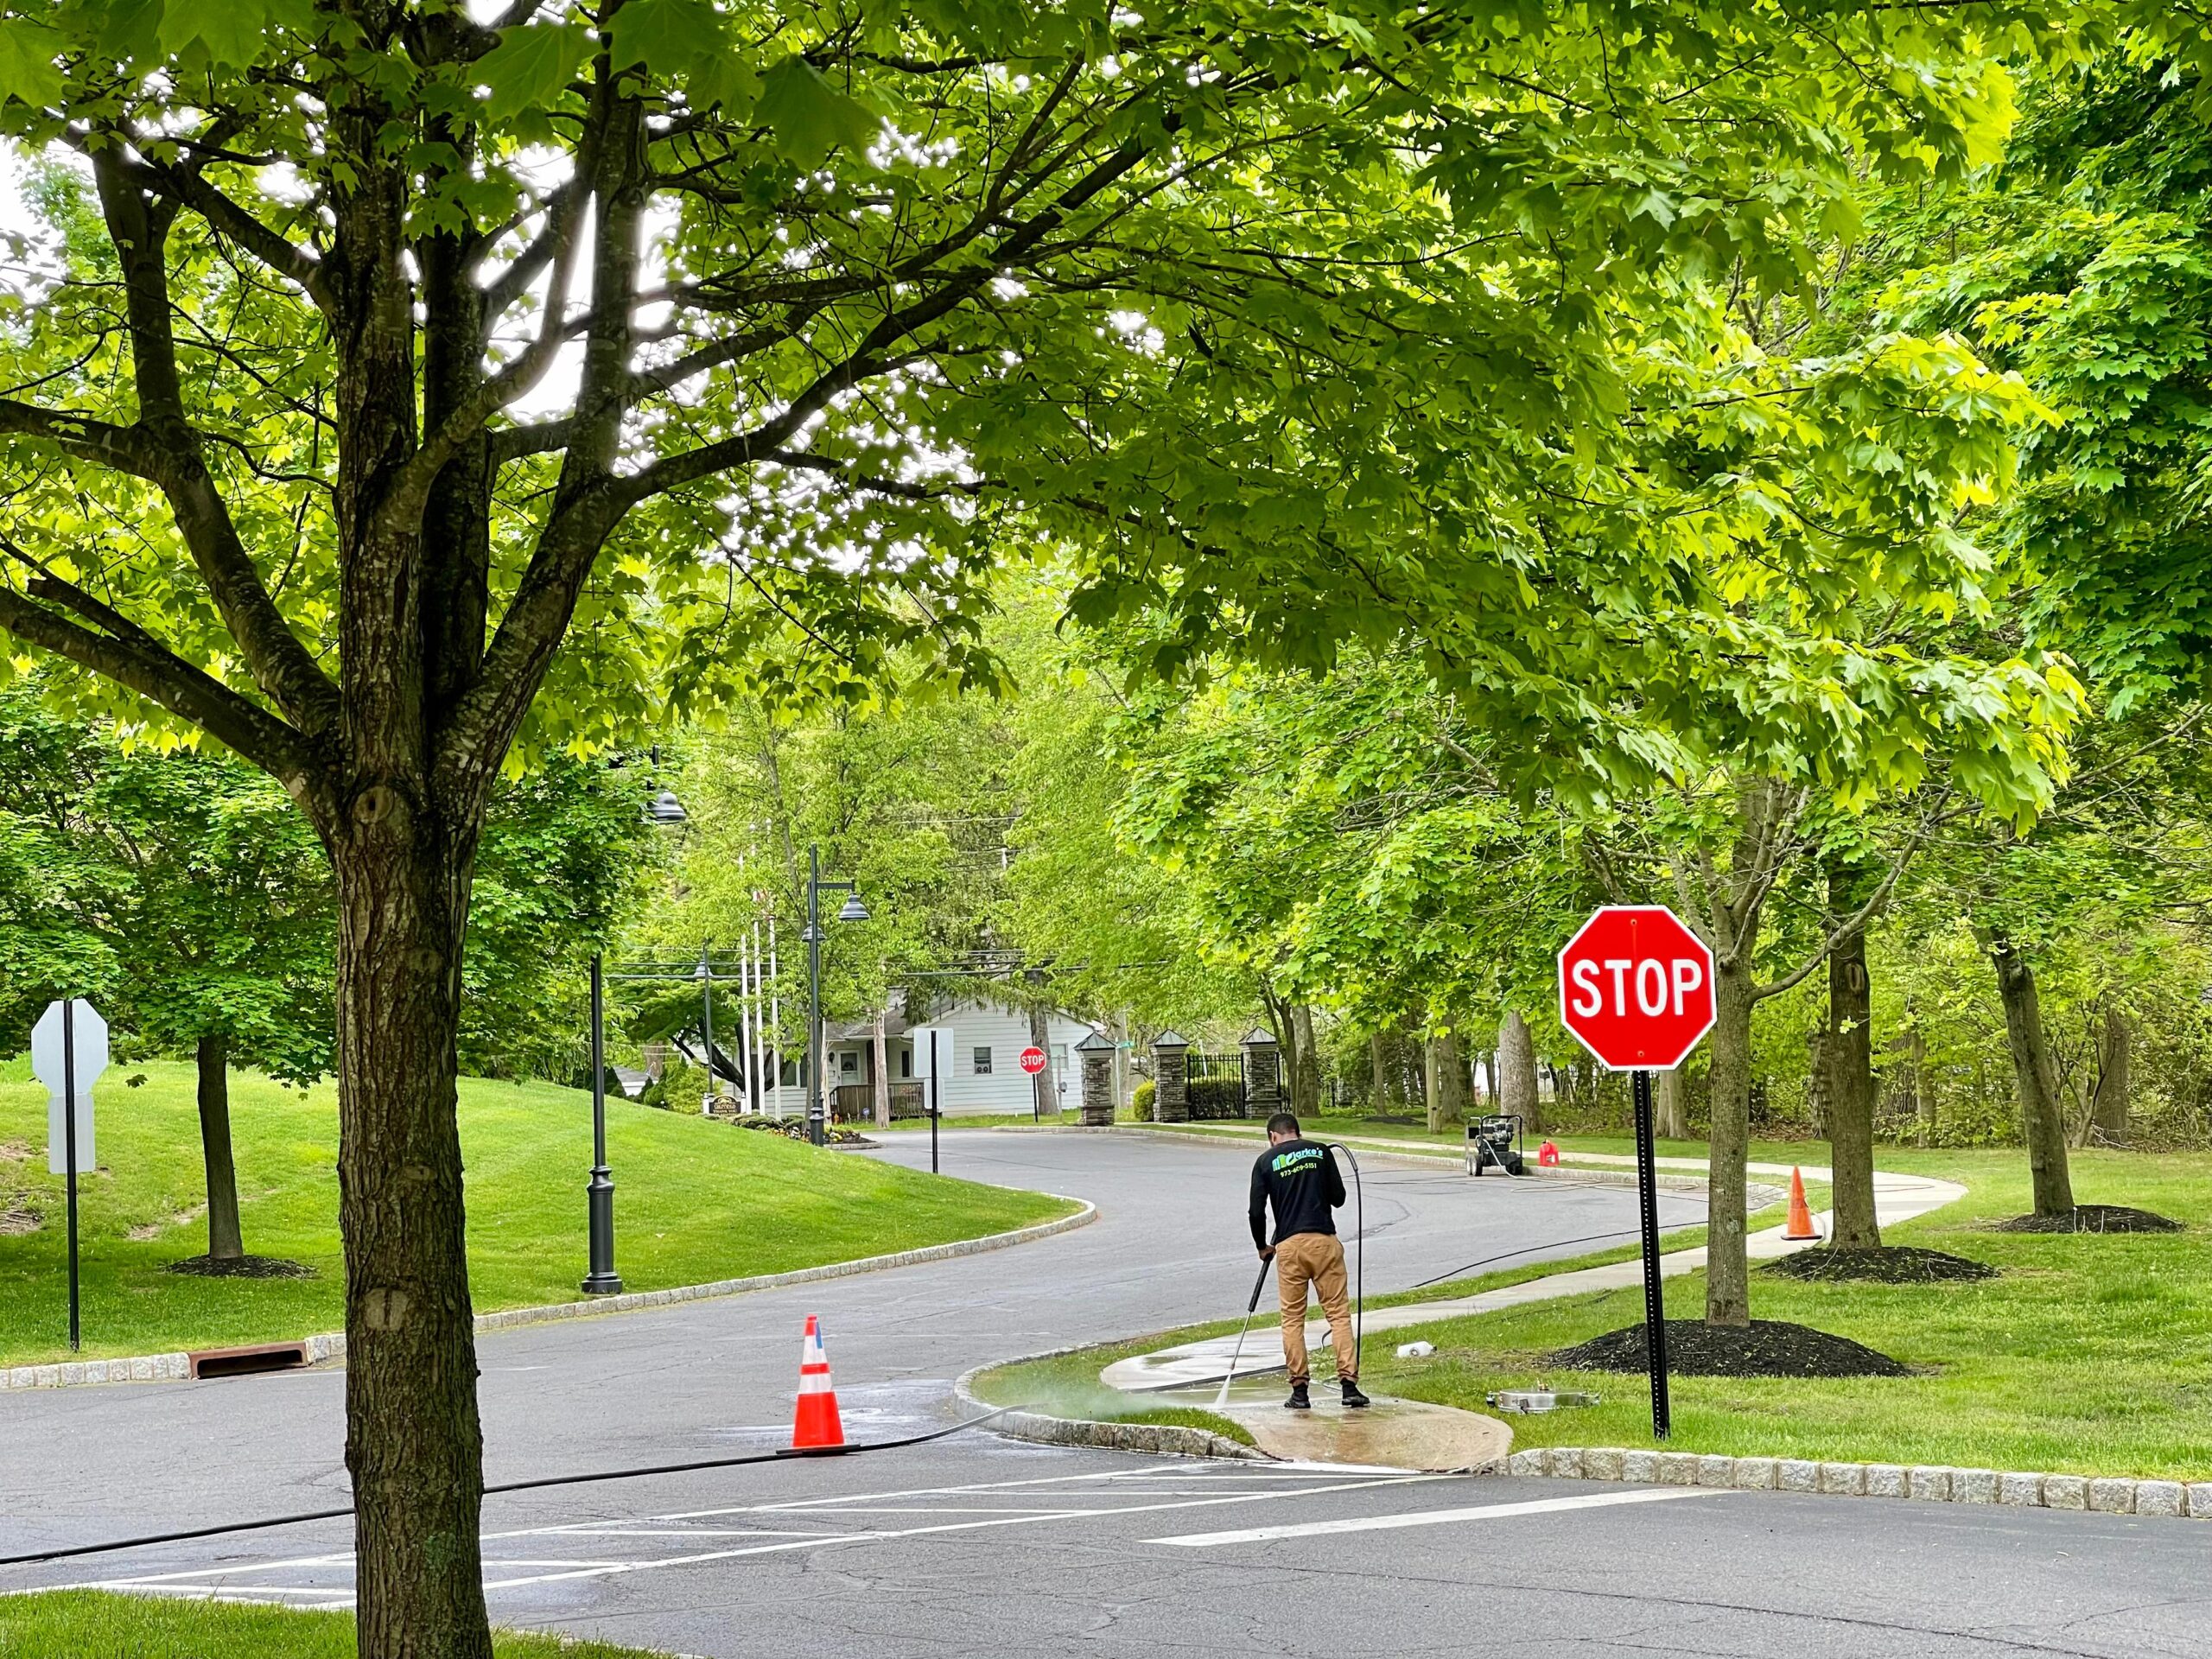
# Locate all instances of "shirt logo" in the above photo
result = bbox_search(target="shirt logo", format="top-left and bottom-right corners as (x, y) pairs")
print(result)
(1271, 1146), (1323, 1177)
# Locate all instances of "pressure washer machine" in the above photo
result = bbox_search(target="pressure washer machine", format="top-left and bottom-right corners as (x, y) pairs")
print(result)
(1466, 1113), (1527, 1177)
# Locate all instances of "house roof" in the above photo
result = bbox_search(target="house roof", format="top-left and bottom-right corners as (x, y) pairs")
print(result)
(822, 993), (1088, 1045)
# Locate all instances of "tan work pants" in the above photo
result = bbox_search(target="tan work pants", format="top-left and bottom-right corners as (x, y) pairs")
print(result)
(1274, 1231), (1356, 1384)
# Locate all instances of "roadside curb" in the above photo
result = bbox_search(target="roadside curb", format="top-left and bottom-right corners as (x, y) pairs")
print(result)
(0, 1197), (1096, 1394)
(1505, 1446), (2212, 1521)
(952, 1355), (1267, 1462)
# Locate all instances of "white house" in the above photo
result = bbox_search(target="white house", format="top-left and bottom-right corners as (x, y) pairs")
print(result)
(822, 995), (1099, 1117)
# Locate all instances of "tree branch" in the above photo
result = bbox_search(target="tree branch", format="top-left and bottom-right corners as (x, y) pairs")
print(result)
(0, 580), (313, 780)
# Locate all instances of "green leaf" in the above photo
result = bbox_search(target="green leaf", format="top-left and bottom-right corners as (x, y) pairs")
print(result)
(158, 0), (275, 67)
(607, 0), (720, 74)
(0, 22), (64, 105)
(475, 21), (593, 120)
(755, 56), (881, 168)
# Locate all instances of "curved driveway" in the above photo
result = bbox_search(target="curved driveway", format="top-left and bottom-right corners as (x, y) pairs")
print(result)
(5, 1129), (2207, 1659)
(0, 1128), (1700, 1554)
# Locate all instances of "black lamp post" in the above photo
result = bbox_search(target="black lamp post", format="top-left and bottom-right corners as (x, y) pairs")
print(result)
(582, 951), (621, 1294)
(803, 842), (868, 1147)
(582, 778), (691, 1294)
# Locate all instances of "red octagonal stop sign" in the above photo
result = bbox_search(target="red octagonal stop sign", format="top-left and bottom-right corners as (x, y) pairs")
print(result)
(1557, 906), (1716, 1072)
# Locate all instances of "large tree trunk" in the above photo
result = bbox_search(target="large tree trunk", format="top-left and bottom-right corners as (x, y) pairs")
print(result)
(1433, 1035), (1451, 1141)
(2085, 1007), (2131, 1147)
(195, 1032), (245, 1262)
(333, 830), (491, 1659)
(1988, 931), (2075, 1217)
(1705, 950), (1756, 1326)
(1370, 1032), (1389, 1109)
(1291, 1003), (1322, 1117)
(1028, 999), (1054, 1117)
(1497, 1010), (1539, 1130)
(1907, 1024), (1936, 1146)
(1654, 1065), (1689, 1141)
(1825, 862), (1881, 1249)
(1429, 1029), (1470, 1131)
(871, 1008), (891, 1129)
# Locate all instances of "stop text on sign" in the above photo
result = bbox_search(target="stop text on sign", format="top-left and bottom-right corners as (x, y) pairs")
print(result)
(1565, 955), (1706, 1020)
(1556, 905), (1717, 1072)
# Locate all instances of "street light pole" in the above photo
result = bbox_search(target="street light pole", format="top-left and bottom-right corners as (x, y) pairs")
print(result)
(806, 845), (825, 1147)
(582, 951), (622, 1294)
(802, 842), (868, 1148)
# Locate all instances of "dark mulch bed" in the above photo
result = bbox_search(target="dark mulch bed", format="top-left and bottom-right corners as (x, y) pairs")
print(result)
(166, 1253), (317, 1280)
(1548, 1319), (1913, 1379)
(1989, 1205), (2182, 1235)
(1762, 1246), (1998, 1284)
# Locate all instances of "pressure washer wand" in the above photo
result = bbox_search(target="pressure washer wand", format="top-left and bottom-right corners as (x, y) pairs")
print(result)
(1212, 1256), (1274, 1410)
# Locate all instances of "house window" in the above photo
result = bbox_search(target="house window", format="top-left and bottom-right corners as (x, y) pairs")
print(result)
(838, 1051), (859, 1078)
(1052, 1044), (1068, 1076)
(899, 1049), (912, 1080)
(973, 1046), (993, 1075)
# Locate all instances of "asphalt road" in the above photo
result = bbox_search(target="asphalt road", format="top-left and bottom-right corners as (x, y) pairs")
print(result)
(4, 1129), (2206, 1656)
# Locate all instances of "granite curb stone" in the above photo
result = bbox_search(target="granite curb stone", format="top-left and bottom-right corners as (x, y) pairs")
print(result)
(1516, 1450), (2202, 1521)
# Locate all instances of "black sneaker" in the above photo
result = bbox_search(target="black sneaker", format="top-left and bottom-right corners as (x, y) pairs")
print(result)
(1340, 1378), (1370, 1408)
(1284, 1382), (1311, 1411)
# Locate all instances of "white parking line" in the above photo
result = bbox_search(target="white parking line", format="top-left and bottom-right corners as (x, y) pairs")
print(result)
(1147, 1486), (1735, 1546)
(472, 1474), (1451, 1592)
(60, 1464), (1467, 1606)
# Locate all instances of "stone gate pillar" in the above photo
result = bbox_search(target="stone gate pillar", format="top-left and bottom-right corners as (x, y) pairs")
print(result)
(1077, 1028), (1117, 1127)
(1152, 1031), (1190, 1123)
(1243, 1028), (1282, 1120)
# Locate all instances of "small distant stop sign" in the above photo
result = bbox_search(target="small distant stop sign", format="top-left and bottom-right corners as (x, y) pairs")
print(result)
(1557, 906), (1716, 1072)
(1019, 1046), (1048, 1076)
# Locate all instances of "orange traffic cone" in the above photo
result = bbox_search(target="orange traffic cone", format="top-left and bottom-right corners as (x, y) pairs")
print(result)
(791, 1313), (846, 1450)
(1783, 1166), (1820, 1241)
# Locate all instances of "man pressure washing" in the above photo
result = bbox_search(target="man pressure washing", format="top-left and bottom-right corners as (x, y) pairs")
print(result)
(1250, 1113), (1368, 1411)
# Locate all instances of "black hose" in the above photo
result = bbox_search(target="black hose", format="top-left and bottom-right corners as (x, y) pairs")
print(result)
(1329, 1141), (1364, 1376)
(1408, 1228), (1648, 1290)
(0, 1404), (1017, 1571)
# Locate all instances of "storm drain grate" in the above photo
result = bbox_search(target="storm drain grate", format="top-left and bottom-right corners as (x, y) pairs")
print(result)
(188, 1341), (310, 1380)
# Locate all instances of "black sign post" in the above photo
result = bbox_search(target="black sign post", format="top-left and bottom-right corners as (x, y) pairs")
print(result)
(63, 998), (80, 1353)
(929, 1030), (941, 1175)
(1631, 1068), (1670, 1440)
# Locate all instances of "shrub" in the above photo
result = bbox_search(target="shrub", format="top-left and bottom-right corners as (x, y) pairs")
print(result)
(1129, 1079), (1156, 1122)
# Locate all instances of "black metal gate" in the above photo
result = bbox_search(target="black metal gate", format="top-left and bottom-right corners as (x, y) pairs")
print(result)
(1185, 1052), (1249, 1119)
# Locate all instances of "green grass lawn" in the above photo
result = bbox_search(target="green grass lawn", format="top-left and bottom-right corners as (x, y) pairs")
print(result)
(0, 1056), (1071, 1369)
(966, 1328), (1258, 1447)
(0, 1591), (666, 1657)
(1362, 1148), (2212, 1478)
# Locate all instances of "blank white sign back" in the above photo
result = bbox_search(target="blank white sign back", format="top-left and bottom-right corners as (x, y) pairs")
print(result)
(31, 998), (105, 1173)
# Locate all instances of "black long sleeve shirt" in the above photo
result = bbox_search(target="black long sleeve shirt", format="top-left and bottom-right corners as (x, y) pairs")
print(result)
(1249, 1137), (1346, 1248)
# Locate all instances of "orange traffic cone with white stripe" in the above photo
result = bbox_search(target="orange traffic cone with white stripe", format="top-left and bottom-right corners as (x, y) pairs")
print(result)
(1783, 1166), (1820, 1241)
(791, 1313), (846, 1450)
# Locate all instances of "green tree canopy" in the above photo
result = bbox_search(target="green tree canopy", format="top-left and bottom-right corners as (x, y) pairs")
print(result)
(0, 3), (2104, 1652)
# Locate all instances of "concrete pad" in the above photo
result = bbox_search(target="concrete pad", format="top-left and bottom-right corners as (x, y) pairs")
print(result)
(1143, 1376), (1510, 1471)
(1223, 1395), (1510, 1471)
